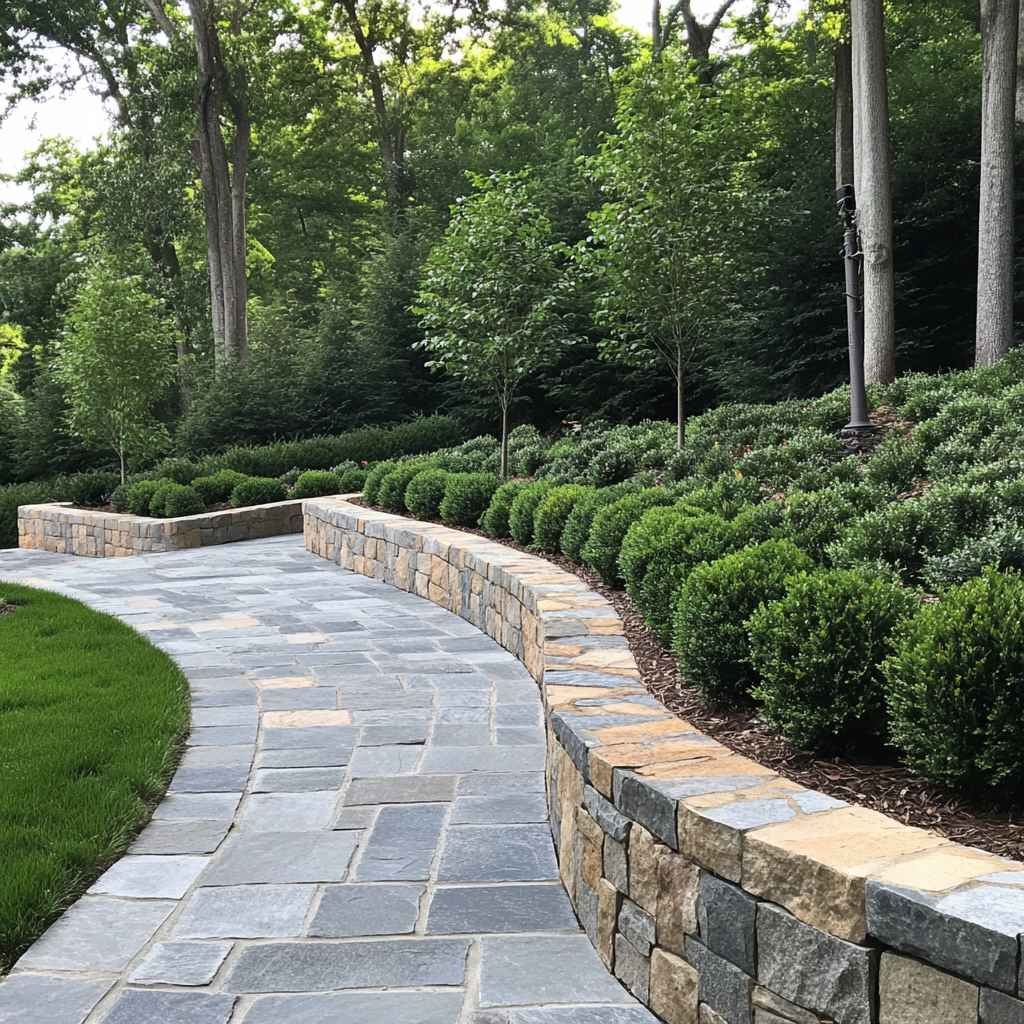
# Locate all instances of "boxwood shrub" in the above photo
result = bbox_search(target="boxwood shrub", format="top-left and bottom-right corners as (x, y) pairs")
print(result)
(192, 469), (249, 506)
(533, 485), (593, 553)
(481, 479), (531, 538)
(749, 569), (918, 751)
(292, 470), (342, 499)
(363, 460), (398, 506)
(581, 487), (674, 586)
(124, 479), (162, 516)
(378, 461), (432, 513)
(147, 480), (180, 518)
(884, 569), (1024, 789)
(64, 471), (121, 508)
(162, 484), (206, 518)
(673, 540), (812, 702)
(560, 484), (636, 563)
(405, 468), (450, 521)
(509, 481), (556, 546)
(439, 472), (498, 527)
(153, 456), (202, 485)
(338, 467), (368, 493)
(229, 476), (287, 508)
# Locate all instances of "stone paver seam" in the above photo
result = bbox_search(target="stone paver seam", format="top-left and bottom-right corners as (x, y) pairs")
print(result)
(457, 934), (484, 1024)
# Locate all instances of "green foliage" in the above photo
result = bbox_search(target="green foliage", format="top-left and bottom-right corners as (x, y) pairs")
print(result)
(229, 477), (287, 508)
(509, 481), (556, 546)
(673, 540), (812, 702)
(0, 481), (52, 548)
(884, 571), (1024, 789)
(378, 461), (433, 513)
(125, 479), (162, 516)
(481, 479), (531, 538)
(64, 471), (120, 508)
(560, 483), (637, 563)
(582, 487), (674, 586)
(192, 469), (249, 507)
(363, 461), (399, 506)
(405, 468), (451, 520)
(533, 485), (593, 553)
(921, 525), (1024, 591)
(291, 470), (342, 499)
(162, 484), (205, 518)
(749, 570), (918, 751)
(780, 484), (881, 560)
(439, 472), (499, 528)
(147, 480), (179, 518)
(337, 467), (368, 493)
(152, 457), (201, 485)
(864, 434), (925, 492)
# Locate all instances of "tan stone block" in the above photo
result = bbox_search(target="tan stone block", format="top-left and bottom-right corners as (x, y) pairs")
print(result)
(657, 851), (699, 955)
(596, 877), (619, 968)
(588, 739), (724, 798)
(430, 554), (448, 587)
(743, 805), (947, 942)
(580, 834), (603, 890)
(428, 582), (448, 606)
(576, 807), (605, 848)
(650, 948), (699, 1024)
(630, 825), (666, 916)
(262, 710), (352, 727)
(878, 953), (978, 1024)
(589, 718), (698, 745)
(700, 1004), (728, 1024)
(873, 845), (1014, 894)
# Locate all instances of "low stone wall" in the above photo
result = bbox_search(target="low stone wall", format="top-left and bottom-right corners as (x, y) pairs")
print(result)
(304, 497), (1024, 1024)
(18, 499), (304, 557)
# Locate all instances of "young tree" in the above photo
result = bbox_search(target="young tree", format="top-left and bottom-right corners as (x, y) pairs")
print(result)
(851, 0), (896, 384)
(58, 261), (177, 481)
(582, 59), (755, 449)
(415, 175), (568, 477)
(976, 0), (1019, 366)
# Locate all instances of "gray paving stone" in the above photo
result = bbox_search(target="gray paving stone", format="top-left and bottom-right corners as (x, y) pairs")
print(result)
(478, 935), (634, 1007)
(243, 992), (466, 1024)
(100, 989), (236, 1024)
(0, 974), (111, 1024)
(421, 745), (546, 774)
(345, 775), (457, 805)
(226, 938), (471, 991)
(309, 883), (424, 936)
(457, 772), (546, 796)
(469, 1010), (658, 1024)
(451, 794), (548, 824)
(173, 884), (316, 938)
(261, 725), (357, 749)
(359, 722), (430, 745)
(17, 896), (175, 971)
(170, 764), (249, 792)
(685, 936), (754, 1024)
(699, 873), (757, 975)
(192, 706), (257, 726)
(495, 704), (542, 726)
(187, 724), (258, 746)
(201, 829), (359, 884)
(355, 804), (447, 881)
(439, 706), (490, 724)
(497, 727), (546, 746)
(237, 791), (337, 830)
(433, 724), (493, 746)
(152, 792), (241, 820)
(333, 805), (378, 830)
(439, 825), (559, 882)
(252, 767), (345, 792)
(131, 819), (230, 854)
(256, 745), (352, 768)
(260, 687), (338, 710)
(349, 744), (423, 776)
(128, 941), (233, 985)
(427, 884), (578, 934)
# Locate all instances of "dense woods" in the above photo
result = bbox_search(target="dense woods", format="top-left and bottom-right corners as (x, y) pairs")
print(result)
(0, 0), (1016, 485)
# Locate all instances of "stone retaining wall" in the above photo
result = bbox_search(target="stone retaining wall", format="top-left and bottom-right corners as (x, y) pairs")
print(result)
(304, 497), (1024, 1024)
(18, 499), (304, 557)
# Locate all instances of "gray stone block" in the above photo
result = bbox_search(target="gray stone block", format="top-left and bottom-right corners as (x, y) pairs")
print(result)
(618, 898), (656, 956)
(615, 933), (651, 1003)
(451, 794), (548, 824)
(438, 825), (559, 883)
(604, 835), (629, 892)
(256, 745), (352, 768)
(130, 819), (230, 855)
(983, 989), (1024, 1024)
(685, 936), (754, 1024)
(226, 938), (470, 991)
(251, 767), (346, 792)
(757, 902), (875, 1024)
(237, 791), (337, 831)
(470, 1008), (659, 1023)
(355, 803), (446, 881)
(427, 883), (578, 934)
(457, 772), (547, 796)
(98, 989), (236, 1024)
(349, 744), (424, 776)
(584, 785), (632, 842)
(200, 829), (359, 884)
(345, 774), (457, 805)
(152, 792), (241, 820)
(867, 881), (1020, 993)
(173, 884), (316, 938)
(0, 974), (111, 1024)
(128, 941), (233, 985)
(698, 873), (757, 976)
(309, 883), (424, 937)
(243, 991), (466, 1024)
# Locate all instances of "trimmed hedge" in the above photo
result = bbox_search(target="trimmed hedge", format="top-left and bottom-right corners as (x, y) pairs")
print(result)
(229, 477), (287, 508)
(338, 467), (368, 493)
(509, 481), (556, 546)
(405, 468), (451, 521)
(378, 461), (433, 514)
(561, 484), (635, 563)
(162, 484), (205, 518)
(533, 485), (593, 553)
(439, 473), (498, 528)
(481, 480), (531, 538)
(582, 487), (674, 586)
(292, 470), (342, 499)
(192, 469), (249, 507)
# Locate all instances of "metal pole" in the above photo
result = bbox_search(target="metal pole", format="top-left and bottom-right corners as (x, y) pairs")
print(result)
(837, 184), (873, 433)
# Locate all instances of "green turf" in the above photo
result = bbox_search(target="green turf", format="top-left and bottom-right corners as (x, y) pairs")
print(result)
(0, 583), (189, 971)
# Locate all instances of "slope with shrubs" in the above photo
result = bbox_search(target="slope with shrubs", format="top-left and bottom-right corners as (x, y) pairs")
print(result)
(361, 353), (1024, 798)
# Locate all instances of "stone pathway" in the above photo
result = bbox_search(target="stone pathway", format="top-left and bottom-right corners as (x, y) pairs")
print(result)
(0, 537), (656, 1024)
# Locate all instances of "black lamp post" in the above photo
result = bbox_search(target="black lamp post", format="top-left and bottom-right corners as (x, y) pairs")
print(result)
(837, 183), (874, 436)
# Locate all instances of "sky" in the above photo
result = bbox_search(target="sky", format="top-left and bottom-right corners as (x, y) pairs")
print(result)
(0, 0), (772, 205)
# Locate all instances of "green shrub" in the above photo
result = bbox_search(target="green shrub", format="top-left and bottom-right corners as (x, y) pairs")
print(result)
(674, 473), (763, 520)
(561, 484), (637, 563)
(673, 540), (812, 702)
(621, 508), (737, 642)
(884, 570), (1024, 789)
(581, 487), (674, 585)
(162, 484), (206, 518)
(64, 471), (121, 508)
(481, 479), (531, 538)
(864, 433), (925, 491)
(749, 569), (918, 751)
(125, 479), (162, 516)
(147, 480), (180, 518)
(378, 461), (432, 513)
(229, 477), (287, 508)
(439, 472), (499, 527)
(110, 483), (133, 513)
(405, 468), (451, 520)
(338, 467), (368, 493)
(363, 460), (398, 506)
(192, 469), (249, 507)
(435, 435), (500, 474)
(781, 484), (880, 560)
(509, 481), (556, 545)
(153, 456), (201, 485)
(921, 525), (1024, 590)
(533, 485), (593, 553)
(0, 481), (52, 548)
(729, 501), (786, 546)
(292, 470), (342, 499)
(735, 427), (850, 492)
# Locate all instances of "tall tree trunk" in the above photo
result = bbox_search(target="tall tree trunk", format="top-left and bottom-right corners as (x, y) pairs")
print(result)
(675, 345), (685, 450)
(1016, 0), (1024, 124)
(851, 0), (896, 385)
(977, 0), (1019, 366)
(499, 395), (510, 479)
(834, 38), (855, 191)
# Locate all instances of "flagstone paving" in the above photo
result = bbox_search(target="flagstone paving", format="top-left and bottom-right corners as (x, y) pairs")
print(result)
(0, 537), (655, 1024)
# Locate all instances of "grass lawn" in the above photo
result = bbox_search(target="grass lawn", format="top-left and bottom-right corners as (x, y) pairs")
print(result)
(0, 583), (189, 971)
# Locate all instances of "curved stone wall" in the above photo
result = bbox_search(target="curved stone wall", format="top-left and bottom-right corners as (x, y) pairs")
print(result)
(18, 499), (303, 557)
(304, 497), (1024, 1024)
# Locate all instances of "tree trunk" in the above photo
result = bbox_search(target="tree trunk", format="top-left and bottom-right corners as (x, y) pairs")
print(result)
(977, 0), (1019, 366)
(1016, 0), (1024, 124)
(834, 38), (855, 191)
(499, 396), (510, 480)
(675, 346), (685, 450)
(851, 0), (896, 385)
